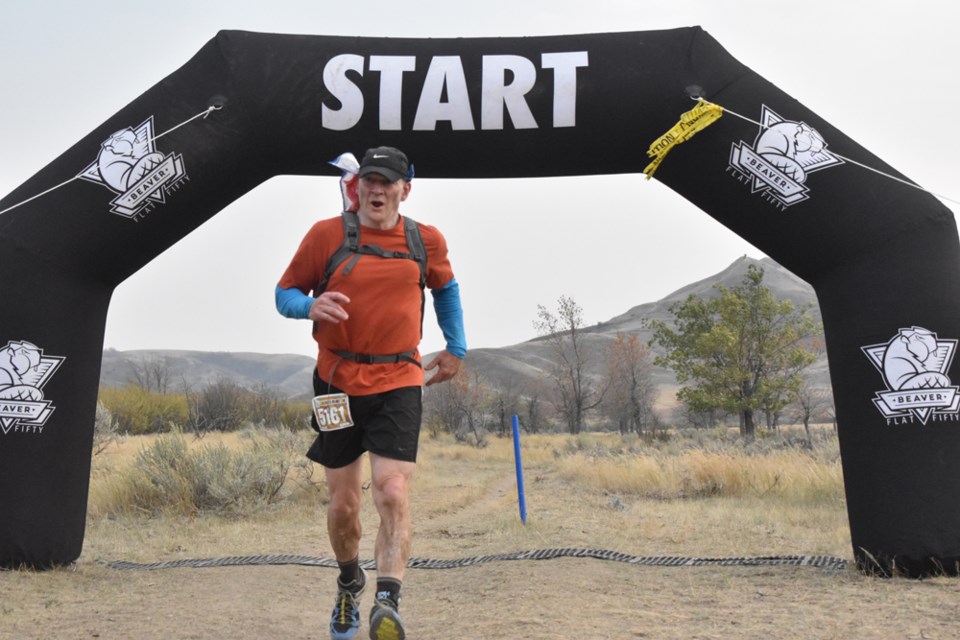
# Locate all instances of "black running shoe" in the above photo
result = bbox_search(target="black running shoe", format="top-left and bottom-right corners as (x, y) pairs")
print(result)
(368, 598), (405, 640)
(330, 569), (366, 640)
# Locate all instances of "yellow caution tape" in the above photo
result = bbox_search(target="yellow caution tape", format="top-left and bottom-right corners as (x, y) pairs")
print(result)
(643, 99), (723, 179)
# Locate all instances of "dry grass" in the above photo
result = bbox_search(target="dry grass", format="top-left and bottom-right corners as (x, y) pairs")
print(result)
(3, 427), (959, 640)
(88, 429), (324, 519)
(553, 446), (844, 502)
(85, 428), (850, 559)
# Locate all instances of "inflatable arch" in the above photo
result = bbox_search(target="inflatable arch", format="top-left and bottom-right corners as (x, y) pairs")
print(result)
(1, 29), (958, 577)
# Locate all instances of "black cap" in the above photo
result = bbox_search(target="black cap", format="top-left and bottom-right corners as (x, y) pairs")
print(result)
(358, 146), (411, 182)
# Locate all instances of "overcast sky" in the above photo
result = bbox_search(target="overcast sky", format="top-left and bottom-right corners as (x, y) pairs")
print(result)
(1, 1), (958, 359)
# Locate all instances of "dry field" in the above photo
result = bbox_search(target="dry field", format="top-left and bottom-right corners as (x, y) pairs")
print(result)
(2, 429), (960, 640)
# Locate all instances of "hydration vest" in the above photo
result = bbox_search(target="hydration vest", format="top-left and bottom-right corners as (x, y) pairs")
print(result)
(314, 211), (427, 367)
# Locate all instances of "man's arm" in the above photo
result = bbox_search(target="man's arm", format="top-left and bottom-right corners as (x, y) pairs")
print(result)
(275, 285), (314, 319)
(424, 278), (466, 385)
(275, 285), (351, 323)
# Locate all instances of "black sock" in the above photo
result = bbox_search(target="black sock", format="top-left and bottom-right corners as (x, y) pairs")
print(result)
(337, 557), (362, 586)
(375, 578), (402, 608)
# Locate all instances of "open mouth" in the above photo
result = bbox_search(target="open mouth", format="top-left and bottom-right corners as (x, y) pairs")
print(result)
(371, 199), (384, 208)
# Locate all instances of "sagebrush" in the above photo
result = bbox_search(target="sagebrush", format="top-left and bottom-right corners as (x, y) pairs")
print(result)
(89, 428), (320, 517)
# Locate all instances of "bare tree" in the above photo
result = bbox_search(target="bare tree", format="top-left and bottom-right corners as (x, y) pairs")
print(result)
(601, 333), (658, 437)
(792, 379), (835, 448)
(199, 379), (245, 432)
(672, 404), (725, 430)
(534, 295), (605, 433)
(125, 355), (173, 394)
(246, 383), (285, 428)
(182, 377), (245, 438)
(422, 364), (488, 445)
(423, 369), (465, 437)
(489, 374), (522, 438)
(456, 369), (489, 447)
(520, 376), (549, 434)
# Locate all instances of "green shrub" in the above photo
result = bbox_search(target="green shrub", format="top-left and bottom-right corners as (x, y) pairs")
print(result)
(98, 386), (188, 435)
(97, 429), (315, 517)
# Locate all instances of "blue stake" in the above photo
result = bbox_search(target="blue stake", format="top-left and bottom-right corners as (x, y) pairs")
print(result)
(511, 415), (528, 524)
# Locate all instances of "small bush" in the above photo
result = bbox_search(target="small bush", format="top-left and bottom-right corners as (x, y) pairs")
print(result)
(279, 401), (313, 431)
(91, 429), (317, 517)
(92, 402), (122, 455)
(98, 386), (188, 435)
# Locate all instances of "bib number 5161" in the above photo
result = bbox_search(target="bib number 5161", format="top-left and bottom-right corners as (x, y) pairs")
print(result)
(312, 393), (355, 431)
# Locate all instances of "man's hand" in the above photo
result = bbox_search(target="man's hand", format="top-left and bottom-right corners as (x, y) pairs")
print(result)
(424, 350), (462, 386)
(309, 291), (351, 324)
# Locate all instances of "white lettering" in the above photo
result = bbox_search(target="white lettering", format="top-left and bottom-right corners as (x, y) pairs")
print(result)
(481, 55), (537, 130)
(370, 55), (417, 130)
(413, 56), (475, 131)
(895, 392), (947, 404)
(542, 51), (589, 127)
(0, 403), (30, 413)
(322, 54), (365, 131)
(321, 51), (589, 131)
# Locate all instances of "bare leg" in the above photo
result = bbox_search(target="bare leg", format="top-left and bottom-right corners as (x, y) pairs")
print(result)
(324, 456), (365, 563)
(369, 453), (416, 581)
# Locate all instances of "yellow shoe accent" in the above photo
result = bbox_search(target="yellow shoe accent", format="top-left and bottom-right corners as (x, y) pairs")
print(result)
(375, 618), (400, 640)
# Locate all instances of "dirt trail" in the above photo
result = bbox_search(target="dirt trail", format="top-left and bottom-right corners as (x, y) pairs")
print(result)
(5, 557), (960, 640)
(4, 435), (960, 639)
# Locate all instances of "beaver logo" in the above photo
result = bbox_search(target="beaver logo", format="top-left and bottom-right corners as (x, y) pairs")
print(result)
(0, 341), (64, 435)
(862, 327), (960, 425)
(728, 106), (843, 209)
(79, 116), (187, 220)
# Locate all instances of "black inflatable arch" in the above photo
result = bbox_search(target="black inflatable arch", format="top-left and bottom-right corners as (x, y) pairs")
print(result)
(2, 29), (959, 577)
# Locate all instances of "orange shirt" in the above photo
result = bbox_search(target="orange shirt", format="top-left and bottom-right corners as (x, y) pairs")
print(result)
(278, 214), (454, 396)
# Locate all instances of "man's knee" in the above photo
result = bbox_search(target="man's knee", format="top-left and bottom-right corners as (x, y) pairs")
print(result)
(370, 455), (415, 513)
(328, 490), (362, 522)
(326, 476), (363, 522)
(373, 474), (409, 510)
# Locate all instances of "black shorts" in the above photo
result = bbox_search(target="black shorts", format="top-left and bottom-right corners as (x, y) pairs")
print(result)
(306, 369), (422, 468)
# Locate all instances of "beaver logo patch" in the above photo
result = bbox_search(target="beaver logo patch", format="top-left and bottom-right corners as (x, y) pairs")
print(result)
(728, 106), (843, 209)
(79, 116), (188, 220)
(0, 341), (64, 435)
(862, 327), (960, 425)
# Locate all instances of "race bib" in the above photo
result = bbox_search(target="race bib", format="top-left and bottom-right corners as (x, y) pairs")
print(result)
(312, 393), (355, 431)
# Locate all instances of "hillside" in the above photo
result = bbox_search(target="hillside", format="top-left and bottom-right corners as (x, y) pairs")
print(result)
(100, 349), (316, 399)
(100, 256), (829, 412)
(460, 255), (827, 412)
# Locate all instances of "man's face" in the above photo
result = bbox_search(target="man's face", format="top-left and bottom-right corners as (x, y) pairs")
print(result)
(357, 173), (410, 229)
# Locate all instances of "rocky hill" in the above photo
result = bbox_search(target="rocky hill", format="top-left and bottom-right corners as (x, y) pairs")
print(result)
(100, 256), (828, 411)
